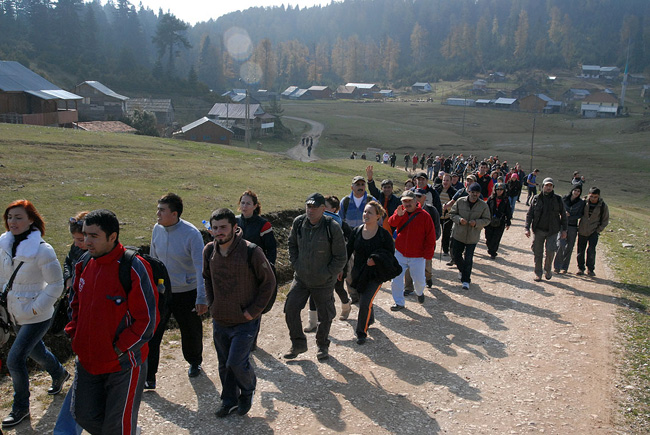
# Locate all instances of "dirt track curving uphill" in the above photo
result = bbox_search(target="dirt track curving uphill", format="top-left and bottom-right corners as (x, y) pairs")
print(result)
(285, 116), (324, 162)
(3, 204), (621, 434)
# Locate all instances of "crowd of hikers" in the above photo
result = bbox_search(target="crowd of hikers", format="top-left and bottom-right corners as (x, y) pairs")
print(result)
(0, 153), (608, 433)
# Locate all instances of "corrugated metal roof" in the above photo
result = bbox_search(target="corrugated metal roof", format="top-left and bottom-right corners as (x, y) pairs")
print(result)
(281, 86), (299, 96)
(0, 61), (81, 100)
(308, 86), (330, 91)
(346, 83), (377, 89)
(181, 117), (233, 134)
(207, 103), (264, 119)
(126, 98), (173, 113)
(81, 81), (129, 101)
(495, 98), (517, 105)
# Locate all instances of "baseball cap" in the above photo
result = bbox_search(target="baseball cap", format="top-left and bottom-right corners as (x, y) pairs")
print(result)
(352, 176), (365, 184)
(305, 192), (325, 207)
(414, 188), (427, 196)
(542, 178), (554, 186)
(414, 171), (428, 179)
(401, 191), (416, 201)
(468, 183), (482, 192)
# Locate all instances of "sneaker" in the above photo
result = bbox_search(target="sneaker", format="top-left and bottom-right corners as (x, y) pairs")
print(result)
(283, 345), (308, 359)
(417, 294), (425, 304)
(545, 272), (552, 280)
(237, 394), (253, 416)
(356, 336), (367, 345)
(215, 403), (238, 418)
(144, 376), (156, 390)
(403, 289), (414, 296)
(48, 370), (70, 395)
(587, 270), (596, 277)
(2, 409), (30, 428)
(188, 364), (201, 378)
(426, 279), (433, 288)
(576, 270), (585, 276)
(390, 304), (405, 312)
(461, 282), (470, 290)
(316, 347), (329, 361)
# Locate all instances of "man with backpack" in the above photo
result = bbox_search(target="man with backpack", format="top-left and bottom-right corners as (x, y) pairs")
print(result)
(65, 209), (158, 434)
(148, 193), (207, 388)
(203, 208), (275, 418)
(284, 193), (347, 362)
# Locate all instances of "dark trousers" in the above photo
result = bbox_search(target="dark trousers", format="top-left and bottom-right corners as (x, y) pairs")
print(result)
(356, 281), (381, 339)
(532, 230), (558, 277)
(484, 223), (506, 256)
(73, 360), (147, 435)
(452, 238), (477, 283)
(441, 218), (453, 254)
(147, 289), (202, 381)
(526, 186), (537, 205)
(285, 278), (335, 349)
(212, 318), (259, 407)
(554, 226), (578, 271)
(577, 232), (599, 272)
(308, 278), (349, 311)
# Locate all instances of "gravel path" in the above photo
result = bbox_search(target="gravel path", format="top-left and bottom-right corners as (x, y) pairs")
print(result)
(284, 117), (324, 162)
(2, 205), (619, 434)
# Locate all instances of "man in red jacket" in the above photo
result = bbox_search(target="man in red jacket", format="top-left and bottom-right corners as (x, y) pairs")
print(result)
(388, 191), (436, 311)
(66, 209), (158, 435)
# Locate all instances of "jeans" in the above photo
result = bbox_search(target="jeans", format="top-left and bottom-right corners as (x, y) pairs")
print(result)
(577, 232), (599, 272)
(53, 389), (83, 435)
(8, 318), (66, 412)
(508, 196), (517, 217)
(426, 166), (434, 179)
(391, 251), (425, 306)
(532, 230), (558, 277)
(212, 318), (259, 407)
(554, 226), (578, 271)
(451, 238), (477, 283)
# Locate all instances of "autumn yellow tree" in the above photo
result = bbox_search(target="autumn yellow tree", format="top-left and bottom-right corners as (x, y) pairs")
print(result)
(252, 38), (277, 89)
(514, 9), (529, 59)
(410, 22), (429, 66)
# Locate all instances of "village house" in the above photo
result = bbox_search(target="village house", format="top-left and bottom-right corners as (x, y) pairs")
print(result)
(307, 86), (334, 99)
(581, 92), (619, 118)
(207, 102), (273, 139)
(73, 120), (136, 133)
(564, 89), (591, 101)
(518, 94), (565, 114)
(176, 117), (233, 145)
(74, 81), (129, 121)
(0, 60), (81, 126)
(346, 83), (380, 97)
(281, 86), (300, 99)
(336, 85), (360, 99)
(125, 98), (174, 127)
(412, 82), (432, 93)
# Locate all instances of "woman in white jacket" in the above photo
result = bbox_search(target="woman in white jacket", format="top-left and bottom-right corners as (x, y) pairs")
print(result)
(0, 200), (68, 429)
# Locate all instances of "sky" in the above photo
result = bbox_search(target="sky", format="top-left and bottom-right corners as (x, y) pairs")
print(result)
(135, 0), (327, 25)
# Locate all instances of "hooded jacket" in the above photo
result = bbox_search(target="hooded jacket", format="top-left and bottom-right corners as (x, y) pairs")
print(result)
(0, 230), (63, 325)
(578, 197), (609, 237)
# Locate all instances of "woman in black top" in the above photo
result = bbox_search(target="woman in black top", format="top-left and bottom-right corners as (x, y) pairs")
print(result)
(485, 183), (512, 259)
(346, 201), (396, 344)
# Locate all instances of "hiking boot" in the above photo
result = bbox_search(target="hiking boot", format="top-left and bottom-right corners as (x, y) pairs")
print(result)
(283, 345), (308, 359)
(339, 301), (352, 320)
(48, 370), (70, 395)
(316, 347), (329, 361)
(215, 403), (237, 418)
(390, 304), (405, 312)
(188, 364), (201, 378)
(237, 394), (253, 416)
(2, 409), (30, 428)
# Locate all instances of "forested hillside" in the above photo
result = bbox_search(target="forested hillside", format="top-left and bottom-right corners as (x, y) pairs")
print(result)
(0, 0), (648, 95)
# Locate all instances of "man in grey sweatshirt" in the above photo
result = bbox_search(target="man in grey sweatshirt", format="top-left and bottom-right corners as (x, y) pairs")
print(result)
(147, 193), (207, 388)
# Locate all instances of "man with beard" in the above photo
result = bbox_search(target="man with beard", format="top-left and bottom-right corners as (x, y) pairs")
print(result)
(203, 208), (275, 418)
(525, 178), (567, 281)
(284, 193), (347, 361)
(576, 187), (609, 277)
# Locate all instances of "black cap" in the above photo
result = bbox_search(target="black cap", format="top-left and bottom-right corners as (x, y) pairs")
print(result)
(305, 192), (325, 207)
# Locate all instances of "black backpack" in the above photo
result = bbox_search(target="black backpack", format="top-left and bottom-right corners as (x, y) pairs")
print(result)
(205, 242), (277, 315)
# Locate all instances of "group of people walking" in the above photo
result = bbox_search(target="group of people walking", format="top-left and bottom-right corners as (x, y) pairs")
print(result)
(0, 159), (608, 432)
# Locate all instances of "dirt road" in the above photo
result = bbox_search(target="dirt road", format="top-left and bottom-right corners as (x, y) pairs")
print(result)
(3, 205), (619, 434)
(285, 117), (324, 162)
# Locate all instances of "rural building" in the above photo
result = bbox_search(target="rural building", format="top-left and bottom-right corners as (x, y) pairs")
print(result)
(473, 79), (487, 90)
(375, 90), (394, 98)
(253, 89), (277, 101)
(642, 85), (650, 103)
(288, 89), (314, 100)
(488, 72), (506, 82)
(74, 81), (129, 121)
(73, 121), (136, 133)
(307, 86), (334, 99)
(511, 83), (539, 99)
(564, 89), (591, 101)
(346, 83), (380, 97)
(336, 85), (360, 99)
(446, 98), (475, 107)
(519, 94), (564, 113)
(494, 98), (518, 110)
(126, 98), (174, 127)
(581, 92), (619, 118)
(177, 117), (233, 145)
(281, 86), (299, 99)
(207, 102), (272, 139)
(0, 60), (81, 126)
(475, 99), (493, 107)
(412, 82), (432, 93)
(580, 65), (620, 79)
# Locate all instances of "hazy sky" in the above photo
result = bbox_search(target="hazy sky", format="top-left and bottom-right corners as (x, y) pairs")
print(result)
(136, 0), (327, 25)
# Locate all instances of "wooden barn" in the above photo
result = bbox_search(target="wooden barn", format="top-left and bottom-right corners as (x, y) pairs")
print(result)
(74, 81), (129, 121)
(177, 117), (233, 145)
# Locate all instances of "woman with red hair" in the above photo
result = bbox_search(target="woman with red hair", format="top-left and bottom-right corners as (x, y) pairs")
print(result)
(0, 200), (68, 429)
